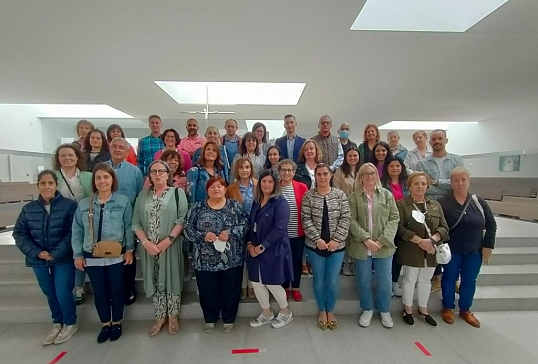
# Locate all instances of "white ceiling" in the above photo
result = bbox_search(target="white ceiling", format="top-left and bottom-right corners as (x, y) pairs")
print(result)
(1, 0), (538, 136)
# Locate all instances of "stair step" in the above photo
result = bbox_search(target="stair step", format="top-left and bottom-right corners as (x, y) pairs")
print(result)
(478, 264), (538, 285)
(488, 247), (538, 265)
(495, 237), (538, 248)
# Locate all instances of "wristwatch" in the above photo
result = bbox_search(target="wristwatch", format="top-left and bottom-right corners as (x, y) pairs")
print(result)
(168, 235), (177, 242)
(259, 244), (265, 252)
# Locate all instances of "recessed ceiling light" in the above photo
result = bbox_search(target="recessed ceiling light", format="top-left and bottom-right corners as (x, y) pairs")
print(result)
(245, 120), (286, 139)
(0, 104), (134, 118)
(155, 81), (306, 106)
(379, 121), (478, 130)
(351, 0), (510, 32)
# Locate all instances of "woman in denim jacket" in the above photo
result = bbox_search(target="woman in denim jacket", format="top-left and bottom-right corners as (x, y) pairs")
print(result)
(72, 163), (134, 343)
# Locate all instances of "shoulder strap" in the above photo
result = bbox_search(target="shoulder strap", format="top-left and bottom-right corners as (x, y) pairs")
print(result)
(471, 194), (485, 220)
(450, 197), (473, 230)
(60, 171), (75, 197)
(175, 187), (179, 211)
(88, 195), (95, 244)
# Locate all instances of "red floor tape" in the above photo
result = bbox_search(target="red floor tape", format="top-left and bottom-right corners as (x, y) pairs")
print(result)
(49, 351), (67, 364)
(231, 348), (267, 354)
(414, 342), (432, 357)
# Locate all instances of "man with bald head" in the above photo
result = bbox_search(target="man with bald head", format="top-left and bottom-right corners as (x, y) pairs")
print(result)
(311, 115), (344, 172)
(179, 118), (206, 159)
(338, 123), (357, 155)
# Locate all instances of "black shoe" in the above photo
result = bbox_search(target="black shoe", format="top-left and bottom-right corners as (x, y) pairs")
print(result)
(403, 312), (414, 326)
(419, 311), (438, 327)
(109, 324), (122, 341)
(124, 290), (136, 306)
(97, 325), (111, 343)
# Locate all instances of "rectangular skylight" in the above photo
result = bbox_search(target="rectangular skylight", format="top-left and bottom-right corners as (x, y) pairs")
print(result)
(351, 0), (510, 32)
(155, 81), (306, 105)
(0, 104), (134, 118)
(379, 121), (478, 130)
(245, 120), (286, 140)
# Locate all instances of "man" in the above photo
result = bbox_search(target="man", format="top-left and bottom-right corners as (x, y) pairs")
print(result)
(107, 137), (144, 305)
(179, 118), (206, 159)
(221, 119), (242, 168)
(275, 114), (306, 163)
(415, 129), (463, 293)
(338, 123), (358, 156)
(137, 115), (164, 176)
(404, 130), (432, 171)
(387, 130), (408, 161)
(311, 115), (344, 171)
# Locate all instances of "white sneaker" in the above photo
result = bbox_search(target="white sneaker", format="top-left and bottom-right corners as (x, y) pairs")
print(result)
(381, 312), (393, 328)
(359, 310), (374, 327)
(392, 282), (402, 297)
(271, 311), (293, 329)
(342, 263), (352, 276)
(250, 313), (274, 328)
(54, 324), (79, 344)
(43, 324), (63, 346)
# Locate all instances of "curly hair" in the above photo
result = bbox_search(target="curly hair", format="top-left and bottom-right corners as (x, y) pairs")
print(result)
(53, 144), (87, 171)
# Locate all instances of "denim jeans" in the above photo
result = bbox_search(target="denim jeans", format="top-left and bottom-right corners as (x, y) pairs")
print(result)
(442, 251), (482, 312)
(85, 262), (125, 323)
(33, 263), (77, 325)
(355, 256), (392, 313)
(308, 250), (345, 312)
(75, 269), (86, 288)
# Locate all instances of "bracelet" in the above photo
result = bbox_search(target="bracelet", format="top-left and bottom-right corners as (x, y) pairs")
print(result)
(141, 240), (149, 245)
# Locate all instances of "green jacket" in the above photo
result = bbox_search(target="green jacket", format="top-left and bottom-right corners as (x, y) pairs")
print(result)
(132, 187), (188, 297)
(347, 186), (399, 260)
(395, 196), (449, 268)
(54, 170), (93, 199)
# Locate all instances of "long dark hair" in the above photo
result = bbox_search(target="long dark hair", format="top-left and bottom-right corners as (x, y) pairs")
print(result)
(239, 132), (260, 156)
(263, 145), (282, 169)
(381, 157), (408, 187)
(340, 146), (362, 178)
(106, 124), (126, 142)
(251, 122), (268, 143)
(368, 141), (393, 165)
(84, 129), (110, 154)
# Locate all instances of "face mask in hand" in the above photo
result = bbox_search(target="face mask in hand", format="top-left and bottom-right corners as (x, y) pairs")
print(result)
(339, 130), (350, 139)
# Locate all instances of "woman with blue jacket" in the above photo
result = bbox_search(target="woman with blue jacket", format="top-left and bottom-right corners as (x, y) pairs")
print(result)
(72, 163), (134, 343)
(13, 170), (79, 346)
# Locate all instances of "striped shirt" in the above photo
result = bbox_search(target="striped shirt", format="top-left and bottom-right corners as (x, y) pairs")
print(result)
(281, 185), (299, 238)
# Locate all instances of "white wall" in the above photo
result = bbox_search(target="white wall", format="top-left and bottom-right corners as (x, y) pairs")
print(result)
(465, 153), (538, 178)
(0, 106), (43, 152)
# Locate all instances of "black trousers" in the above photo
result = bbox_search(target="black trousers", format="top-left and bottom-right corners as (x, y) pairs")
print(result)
(123, 239), (137, 294)
(85, 262), (125, 323)
(195, 265), (243, 324)
(392, 259), (402, 283)
(283, 236), (305, 289)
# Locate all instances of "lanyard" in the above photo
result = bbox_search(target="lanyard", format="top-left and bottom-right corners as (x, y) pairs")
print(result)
(413, 201), (433, 238)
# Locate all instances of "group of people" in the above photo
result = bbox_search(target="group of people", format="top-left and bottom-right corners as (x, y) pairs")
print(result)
(12, 113), (497, 347)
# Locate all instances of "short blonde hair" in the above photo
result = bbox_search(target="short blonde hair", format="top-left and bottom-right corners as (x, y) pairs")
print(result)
(450, 166), (470, 179)
(357, 163), (382, 189)
(412, 130), (428, 139)
(406, 172), (432, 189)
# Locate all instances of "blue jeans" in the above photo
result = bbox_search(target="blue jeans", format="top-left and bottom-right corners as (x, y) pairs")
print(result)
(75, 269), (86, 288)
(33, 263), (77, 325)
(355, 256), (392, 313)
(442, 251), (482, 312)
(308, 251), (344, 312)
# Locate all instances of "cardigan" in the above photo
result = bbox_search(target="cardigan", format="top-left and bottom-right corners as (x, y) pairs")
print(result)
(346, 186), (399, 260)
(132, 187), (189, 297)
(301, 187), (351, 252)
(395, 196), (449, 267)
(332, 168), (360, 197)
(54, 170), (93, 200)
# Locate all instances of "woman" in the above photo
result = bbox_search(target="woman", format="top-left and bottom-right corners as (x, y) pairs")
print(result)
(404, 130), (432, 171)
(132, 160), (189, 336)
(143, 150), (187, 191)
(247, 170), (294, 329)
(368, 141), (393, 179)
(231, 132), (265, 180)
(73, 119), (94, 152)
(396, 172), (449, 327)
(264, 145), (283, 177)
(333, 146), (362, 277)
(278, 159), (308, 302)
(84, 129), (111, 172)
(72, 163), (134, 343)
(53, 144), (93, 304)
(192, 126), (230, 180)
(153, 128), (192, 174)
(185, 176), (249, 333)
(187, 141), (226, 205)
(357, 124), (380, 163)
(13, 170), (79, 346)
(106, 124), (137, 165)
(302, 164), (351, 330)
(438, 167), (497, 328)
(347, 163), (399, 329)
(225, 157), (257, 300)
(294, 140), (321, 190)
(252, 121), (272, 157)
(381, 157), (409, 297)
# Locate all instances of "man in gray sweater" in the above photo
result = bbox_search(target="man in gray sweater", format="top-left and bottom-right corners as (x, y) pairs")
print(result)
(311, 115), (344, 172)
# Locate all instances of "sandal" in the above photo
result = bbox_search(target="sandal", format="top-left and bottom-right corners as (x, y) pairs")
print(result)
(149, 318), (167, 337)
(317, 321), (328, 330)
(168, 316), (179, 335)
(328, 321), (338, 330)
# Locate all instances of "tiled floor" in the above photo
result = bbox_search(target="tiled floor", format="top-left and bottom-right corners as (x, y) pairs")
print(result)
(1, 312), (537, 364)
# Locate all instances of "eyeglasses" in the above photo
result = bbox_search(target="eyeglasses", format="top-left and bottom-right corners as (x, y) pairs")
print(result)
(245, 138), (256, 143)
(150, 169), (167, 175)
(361, 172), (377, 177)
(164, 136), (176, 140)
(280, 168), (294, 173)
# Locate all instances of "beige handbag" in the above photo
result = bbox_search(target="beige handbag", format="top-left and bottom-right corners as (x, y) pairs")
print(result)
(88, 195), (123, 258)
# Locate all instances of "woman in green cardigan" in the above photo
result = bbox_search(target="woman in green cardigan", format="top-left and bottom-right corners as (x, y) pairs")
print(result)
(347, 162), (399, 329)
(53, 144), (93, 305)
(132, 160), (189, 337)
